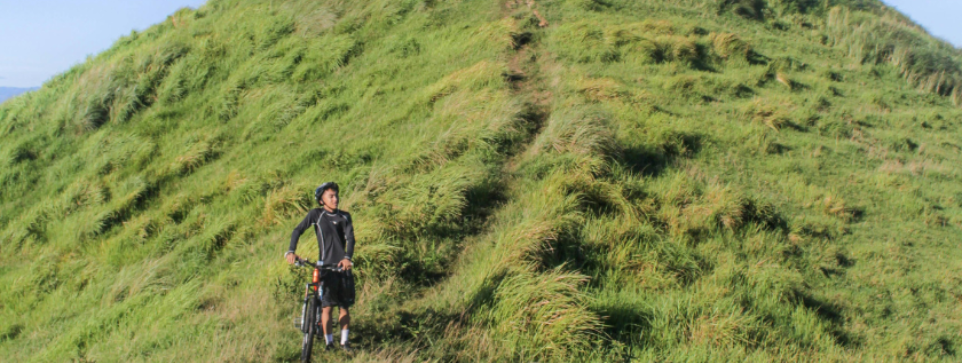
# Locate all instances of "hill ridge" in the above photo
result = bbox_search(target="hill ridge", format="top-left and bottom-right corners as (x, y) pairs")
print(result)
(0, 87), (40, 103)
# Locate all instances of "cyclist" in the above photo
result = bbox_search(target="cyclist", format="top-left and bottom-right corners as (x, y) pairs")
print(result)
(286, 182), (356, 352)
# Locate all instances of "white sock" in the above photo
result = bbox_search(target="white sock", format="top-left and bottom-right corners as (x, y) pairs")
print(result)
(341, 329), (349, 345)
(325, 334), (333, 344)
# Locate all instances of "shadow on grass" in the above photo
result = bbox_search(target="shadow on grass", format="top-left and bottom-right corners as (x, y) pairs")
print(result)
(797, 291), (861, 348)
(391, 177), (511, 287)
(593, 301), (649, 361)
(390, 103), (547, 287)
(353, 271), (506, 353)
(618, 132), (704, 178)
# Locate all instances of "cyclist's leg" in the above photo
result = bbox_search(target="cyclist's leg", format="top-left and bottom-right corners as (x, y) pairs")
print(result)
(338, 271), (354, 331)
(338, 307), (350, 330)
(320, 306), (333, 338)
(336, 272), (354, 347)
(319, 272), (339, 343)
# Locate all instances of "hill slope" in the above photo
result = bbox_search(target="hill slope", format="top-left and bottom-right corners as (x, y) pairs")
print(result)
(1, 0), (961, 361)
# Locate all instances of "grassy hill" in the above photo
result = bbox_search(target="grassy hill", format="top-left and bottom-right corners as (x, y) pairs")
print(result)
(1, 0), (961, 361)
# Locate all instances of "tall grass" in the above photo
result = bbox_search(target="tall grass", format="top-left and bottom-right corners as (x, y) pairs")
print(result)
(825, 6), (962, 105)
(1, 0), (962, 361)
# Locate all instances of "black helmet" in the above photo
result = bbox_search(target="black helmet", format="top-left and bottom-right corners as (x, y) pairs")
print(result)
(314, 182), (339, 201)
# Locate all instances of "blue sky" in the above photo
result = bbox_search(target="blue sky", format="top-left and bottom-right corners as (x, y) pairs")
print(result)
(0, 0), (207, 88)
(0, 0), (960, 88)
(884, 0), (962, 48)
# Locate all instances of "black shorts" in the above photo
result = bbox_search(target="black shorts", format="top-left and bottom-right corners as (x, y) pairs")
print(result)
(320, 270), (355, 309)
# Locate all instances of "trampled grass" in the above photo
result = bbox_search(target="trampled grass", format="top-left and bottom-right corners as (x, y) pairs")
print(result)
(1, 0), (961, 361)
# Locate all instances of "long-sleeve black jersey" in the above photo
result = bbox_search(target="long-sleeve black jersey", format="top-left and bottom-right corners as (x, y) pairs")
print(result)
(289, 208), (355, 266)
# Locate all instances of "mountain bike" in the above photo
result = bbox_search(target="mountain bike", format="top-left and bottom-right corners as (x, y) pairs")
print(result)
(294, 257), (342, 363)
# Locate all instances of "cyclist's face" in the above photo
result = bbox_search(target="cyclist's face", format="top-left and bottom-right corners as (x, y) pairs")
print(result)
(321, 189), (339, 210)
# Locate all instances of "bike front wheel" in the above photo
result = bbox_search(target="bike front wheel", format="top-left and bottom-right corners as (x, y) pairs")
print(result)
(300, 296), (317, 363)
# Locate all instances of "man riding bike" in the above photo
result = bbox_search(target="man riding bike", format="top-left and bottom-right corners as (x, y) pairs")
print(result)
(285, 182), (356, 352)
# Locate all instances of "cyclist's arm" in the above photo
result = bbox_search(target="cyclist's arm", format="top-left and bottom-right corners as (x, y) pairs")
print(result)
(343, 212), (355, 261)
(288, 210), (316, 257)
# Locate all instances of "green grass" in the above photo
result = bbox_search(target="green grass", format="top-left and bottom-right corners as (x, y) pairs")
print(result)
(1, 0), (961, 361)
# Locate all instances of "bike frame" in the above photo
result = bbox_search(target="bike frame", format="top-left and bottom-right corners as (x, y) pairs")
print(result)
(296, 258), (341, 363)
(296, 258), (341, 333)
(300, 267), (321, 331)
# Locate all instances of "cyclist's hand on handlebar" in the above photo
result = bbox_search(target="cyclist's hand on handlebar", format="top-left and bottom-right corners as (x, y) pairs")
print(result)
(286, 252), (299, 265)
(338, 258), (353, 271)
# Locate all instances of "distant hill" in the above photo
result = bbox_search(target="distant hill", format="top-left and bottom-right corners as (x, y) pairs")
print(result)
(1, 0), (962, 362)
(0, 87), (39, 103)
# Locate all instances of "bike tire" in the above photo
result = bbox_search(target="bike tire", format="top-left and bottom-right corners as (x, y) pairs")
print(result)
(300, 296), (317, 363)
(299, 300), (308, 333)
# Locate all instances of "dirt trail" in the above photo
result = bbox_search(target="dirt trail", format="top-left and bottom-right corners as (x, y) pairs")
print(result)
(501, 0), (553, 171)
(506, 0), (549, 27)
(371, 4), (562, 351)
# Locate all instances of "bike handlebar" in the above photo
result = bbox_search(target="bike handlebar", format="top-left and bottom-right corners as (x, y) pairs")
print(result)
(294, 257), (343, 272)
